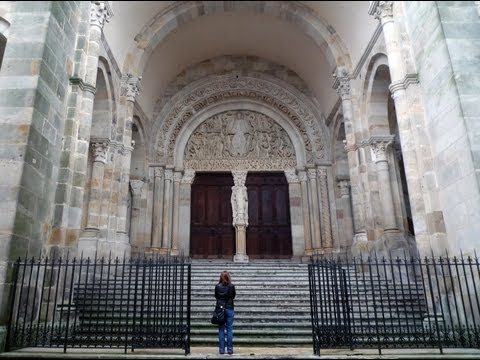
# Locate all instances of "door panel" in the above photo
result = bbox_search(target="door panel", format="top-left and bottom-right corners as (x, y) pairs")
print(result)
(190, 173), (234, 258)
(246, 172), (292, 258)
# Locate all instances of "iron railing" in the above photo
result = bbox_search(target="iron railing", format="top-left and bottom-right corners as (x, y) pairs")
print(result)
(5, 253), (191, 354)
(309, 252), (480, 355)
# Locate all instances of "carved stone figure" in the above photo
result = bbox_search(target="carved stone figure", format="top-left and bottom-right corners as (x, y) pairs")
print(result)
(231, 185), (249, 226)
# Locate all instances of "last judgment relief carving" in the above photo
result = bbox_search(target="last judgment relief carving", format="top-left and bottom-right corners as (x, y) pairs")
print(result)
(184, 110), (296, 171)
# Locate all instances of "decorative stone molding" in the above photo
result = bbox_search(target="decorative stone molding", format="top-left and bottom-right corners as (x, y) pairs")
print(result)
(181, 169), (195, 184)
(344, 143), (358, 153)
(121, 74), (141, 102)
(337, 180), (351, 197)
(369, 1), (394, 24)
(332, 68), (351, 100)
(90, 1), (112, 29)
(69, 77), (96, 95)
(130, 179), (144, 196)
(154, 75), (327, 165)
(389, 73), (419, 96)
(284, 168), (299, 184)
(91, 141), (109, 163)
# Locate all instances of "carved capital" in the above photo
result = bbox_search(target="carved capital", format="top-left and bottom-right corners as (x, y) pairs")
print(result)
(298, 170), (308, 183)
(154, 167), (164, 179)
(369, 136), (394, 162)
(284, 169), (299, 184)
(181, 169), (195, 184)
(173, 171), (183, 183)
(121, 74), (141, 102)
(337, 180), (350, 197)
(164, 169), (173, 181)
(307, 168), (317, 181)
(91, 141), (109, 163)
(90, 1), (112, 29)
(332, 68), (351, 100)
(129, 179), (144, 196)
(232, 170), (248, 187)
(316, 167), (327, 178)
(369, 1), (394, 24)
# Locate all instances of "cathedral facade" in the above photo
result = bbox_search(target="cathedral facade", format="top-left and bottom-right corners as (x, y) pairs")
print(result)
(0, 0), (479, 345)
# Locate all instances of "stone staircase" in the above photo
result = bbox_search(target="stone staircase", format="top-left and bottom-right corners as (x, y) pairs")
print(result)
(190, 260), (313, 347)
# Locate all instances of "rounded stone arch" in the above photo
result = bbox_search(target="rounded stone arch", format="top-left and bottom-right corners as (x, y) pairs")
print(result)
(130, 115), (147, 180)
(362, 53), (391, 137)
(91, 58), (116, 140)
(151, 74), (330, 167)
(173, 99), (307, 170)
(124, 1), (352, 76)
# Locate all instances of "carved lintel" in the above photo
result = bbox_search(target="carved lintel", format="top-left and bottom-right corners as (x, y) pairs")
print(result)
(184, 158), (296, 172)
(90, 1), (112, 29)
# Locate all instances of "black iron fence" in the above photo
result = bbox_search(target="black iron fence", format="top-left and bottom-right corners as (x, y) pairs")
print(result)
(6, 253), (191, 354)
(308, 253), (480, 355)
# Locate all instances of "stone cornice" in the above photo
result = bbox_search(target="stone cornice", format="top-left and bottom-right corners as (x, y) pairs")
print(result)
(389, 73), (419, 95)
(69, 77), (96, 95)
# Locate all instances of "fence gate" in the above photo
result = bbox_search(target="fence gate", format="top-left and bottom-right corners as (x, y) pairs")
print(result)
(308, 258), (352, 355)
(6, 254), (191, 354)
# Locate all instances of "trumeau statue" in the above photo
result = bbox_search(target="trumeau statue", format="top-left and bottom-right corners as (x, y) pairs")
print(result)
(231, 185), (249, 226)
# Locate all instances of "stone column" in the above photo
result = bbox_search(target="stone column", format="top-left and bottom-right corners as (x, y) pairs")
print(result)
(337, 179), (354, 250)
(333, 69), (368, 244)
(85, 141), (109, 232)
(298, 170), (313, 255)
(370, 1), (430, 255)
(307, 169), (322, 251)
(170, 171), (183, 256)
(115, 75), (140, 256)
(129, 179), (144, 250)
(232, 170), (249, 263)
(370, 136), (398, 231)
(151, 167), (164, 251)
(317, 167), (333, 249)
(179, 170), (195, 256)
(284, 169), (304, 257)
(161, 168), (173, 253)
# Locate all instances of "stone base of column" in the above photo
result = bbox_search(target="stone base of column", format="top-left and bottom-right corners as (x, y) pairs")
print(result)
(77, 235), (98, 260)
(234, 254), (249, 263)
(371, 230), (417, 259)
(170, 249), (179, 256)
(304, 249), (314, 256)
(115, 232), (131, 258)
(351, 233), (372, 261)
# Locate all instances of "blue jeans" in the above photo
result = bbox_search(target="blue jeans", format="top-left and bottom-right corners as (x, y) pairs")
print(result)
(218, 308), (234, 354)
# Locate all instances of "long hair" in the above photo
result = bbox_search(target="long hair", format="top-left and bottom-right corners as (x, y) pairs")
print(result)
(219, 270), (231, 285)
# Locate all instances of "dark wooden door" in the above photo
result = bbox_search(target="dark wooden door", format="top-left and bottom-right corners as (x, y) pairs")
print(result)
(246, 172), (292, 258)
(190, 173), (235, 258)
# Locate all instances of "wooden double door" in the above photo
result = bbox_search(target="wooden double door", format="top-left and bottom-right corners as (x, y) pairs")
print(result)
(190, 172), (292, 259)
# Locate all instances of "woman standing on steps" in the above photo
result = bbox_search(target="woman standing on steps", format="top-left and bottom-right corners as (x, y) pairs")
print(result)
(215, 270), (236, 355)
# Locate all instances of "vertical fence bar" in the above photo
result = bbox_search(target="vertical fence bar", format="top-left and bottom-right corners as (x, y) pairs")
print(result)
(425, 256), (443, 353)
(431, 255), (447, 350)
(14, 256), (28, 346)
(64, 257), (76, 352)
(103, 254), (111, 346)
(439, 255), (455, 346)
(455, 254), (471, 346)
(70, 253), (84, 348)
(468, 254), (480, 346)
(5, 258), (20, 351)
(22, 256), (35, 346)
(112, 256), (120, 345)
(446, 255), (461, 347)
(59, 253), (71, 351)
(186, 262), (191, 355)
(28, 257), (41, 346)
(367, 256), (381, 354)
(403, 252), (415, 346)
(345, 256), (355, 350)
(373, 255), (387, 346)
(396, 255), (409, 345)
(35, 256), (48, 346)
(50, 256), (62, 346)
(381, 257), (394, 343)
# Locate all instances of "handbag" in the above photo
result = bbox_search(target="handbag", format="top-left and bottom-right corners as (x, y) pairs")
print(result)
(211, 303), (226, 325)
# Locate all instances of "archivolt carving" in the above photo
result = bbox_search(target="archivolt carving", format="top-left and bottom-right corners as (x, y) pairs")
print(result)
(184, 110), (297, 171)
(155, 75), (326, 165)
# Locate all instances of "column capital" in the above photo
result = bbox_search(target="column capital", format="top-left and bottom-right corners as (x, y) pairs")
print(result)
(121, 73), (142, 102)
(154, 167), (164, 179)
(284, 168), (299, 184)
(91, 140), (109, 163)
(332, 67), (351, 100)
(316, 167), (327, 178)
(173, 171), (183, 183)
(181, 169), (196, 184)
(368, 135), (395, 162)
(130, 179), (144, 196)
(369, 1), (394, 24)
(337, 180), (351, 197)
(298, 170), (308, 183)
(90, 1), (113, 29)
(307, 168), (317, 180)
(164, 168), (173, 181)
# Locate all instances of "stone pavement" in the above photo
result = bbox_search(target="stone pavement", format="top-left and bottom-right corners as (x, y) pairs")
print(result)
(1, 346), (480, 359)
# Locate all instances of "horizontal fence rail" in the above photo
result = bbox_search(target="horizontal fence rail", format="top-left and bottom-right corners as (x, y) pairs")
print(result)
(6, 254), (191, 354)
(309, 253), (480, 355)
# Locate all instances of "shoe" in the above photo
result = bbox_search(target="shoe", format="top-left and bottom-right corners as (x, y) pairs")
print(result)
(228, 352), (233, 355)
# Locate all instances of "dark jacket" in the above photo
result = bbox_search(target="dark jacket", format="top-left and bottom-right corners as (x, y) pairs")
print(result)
(215, 282), (236, 310)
